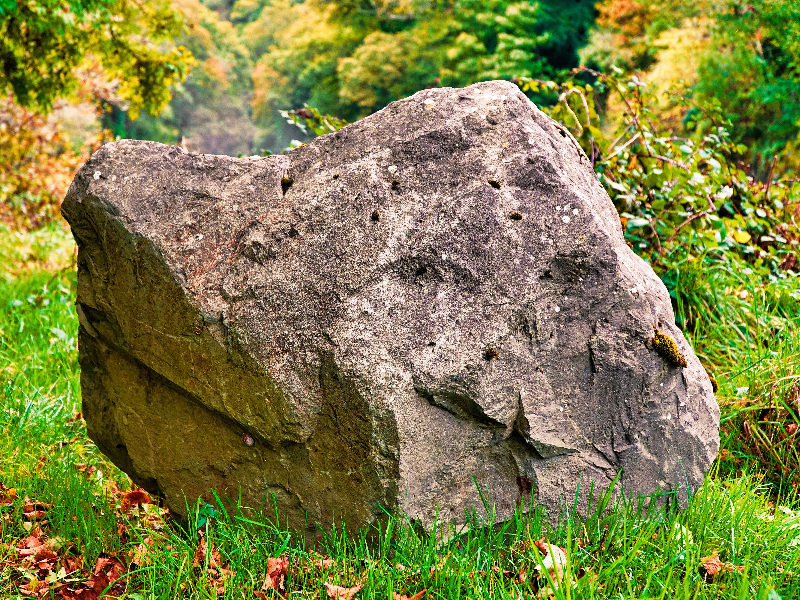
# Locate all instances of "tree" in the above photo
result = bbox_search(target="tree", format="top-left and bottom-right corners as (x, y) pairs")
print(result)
(581, 0), (800, 175)
(248, 0), (596, 149)
(0, 0), (194, 118)
(121, 0), (258, 155)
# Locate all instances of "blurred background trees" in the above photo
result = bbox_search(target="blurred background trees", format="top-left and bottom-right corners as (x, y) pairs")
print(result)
(1, 0), (799, 227)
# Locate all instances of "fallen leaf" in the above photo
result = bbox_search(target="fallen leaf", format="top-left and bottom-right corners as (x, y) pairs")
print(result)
(93, 555), (127, 585)
(534, 540), (568, 597)
(0, 481), (17, 506)
(699, 553), (742, 582)
(19, 577), (46, 598)
(533, 538), (551, 556)
(34, 548), (58, 563)
(194, 537), (221, 569)
(260, 555), (288, 595)
(324, 582), (362, 599)
(76, 464), (97, 478)
(130, 536), (155, 566)
(311, 551), (334, 570)
(121, 489), (151, 512)
(18, 531), (46, 556)
(22, 496), (51, 522)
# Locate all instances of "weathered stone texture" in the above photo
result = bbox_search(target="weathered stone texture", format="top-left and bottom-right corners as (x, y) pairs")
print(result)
(62, 80), (720, 533)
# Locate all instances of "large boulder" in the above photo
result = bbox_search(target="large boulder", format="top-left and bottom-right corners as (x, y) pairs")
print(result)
(62, 80), (719, 534)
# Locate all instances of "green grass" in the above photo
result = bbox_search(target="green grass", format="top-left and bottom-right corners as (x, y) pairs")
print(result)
(1, 226), (799, 599)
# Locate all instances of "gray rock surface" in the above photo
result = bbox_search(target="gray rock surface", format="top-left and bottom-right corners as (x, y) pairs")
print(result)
(62, 80), (720, 533)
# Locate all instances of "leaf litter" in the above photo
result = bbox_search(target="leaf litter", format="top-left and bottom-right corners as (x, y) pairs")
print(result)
(3, 480), (171, 599)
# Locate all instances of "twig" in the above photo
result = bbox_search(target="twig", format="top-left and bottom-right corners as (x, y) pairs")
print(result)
(764, 155), (778, 202)
(648, 218), (663, 255)
(607, 125), (634, 154)
(664, 211), (710, 247)
(559, 88), (592, 133)
(603, 132), (641, 161)
(552, 122), (585, 162)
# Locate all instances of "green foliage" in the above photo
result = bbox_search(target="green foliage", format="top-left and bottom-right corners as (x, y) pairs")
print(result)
(581, 0), (800, 174)
(280, 105), (348, 140)
(121, 0), (257, 155)
(449, 0), (595, 81)
(521, 68), (800, 281)
(670, 254), (800, 491)
(695, 0), (800, 168)
(0, 0), (194, 117)
(235, 0), (597, 149)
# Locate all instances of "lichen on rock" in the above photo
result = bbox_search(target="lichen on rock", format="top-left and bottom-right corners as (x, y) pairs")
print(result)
(652, 328), (688, 368)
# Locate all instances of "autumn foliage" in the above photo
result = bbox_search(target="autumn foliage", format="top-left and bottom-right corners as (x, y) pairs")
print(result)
(0, 96), (106, 230)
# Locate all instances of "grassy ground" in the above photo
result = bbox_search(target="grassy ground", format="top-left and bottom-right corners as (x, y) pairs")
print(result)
(1, 224), (799, 599)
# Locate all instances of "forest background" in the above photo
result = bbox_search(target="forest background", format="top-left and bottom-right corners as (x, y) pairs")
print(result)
(2, 0), (800, 229)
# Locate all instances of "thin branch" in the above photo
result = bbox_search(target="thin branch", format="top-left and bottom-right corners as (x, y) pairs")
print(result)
(764, 155), (778, 202)
(664, 211), (710, 247)
(604, 132), (640, 160)
(607, 125), (634, 154)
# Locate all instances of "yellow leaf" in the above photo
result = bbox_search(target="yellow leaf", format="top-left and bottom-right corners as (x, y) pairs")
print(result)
(733, 230), (751, 244)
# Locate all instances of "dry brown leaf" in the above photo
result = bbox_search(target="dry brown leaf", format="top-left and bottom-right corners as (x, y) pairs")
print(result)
(194, 537), (221, 569)
(0, 481), (17, 506)
(93, 555), (127, 583)
(131, 536), (155, 566)
(699, 553), (742, 582)
(75, 463), (97, 478)
(19, 577), (46, 598)
(533, 538), (551, 556)
(17, 531), (46, 557)
(534, 541), (568, 598)
(311, 551), (334, 570)
(121, 488), (151, 512)
(324, 582), (362, 599)
(21, 496), (51, 522)
(261, 555), (288, 595)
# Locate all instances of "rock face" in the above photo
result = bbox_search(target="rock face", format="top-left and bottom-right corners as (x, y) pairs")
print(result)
(62, 80), (719, 533)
